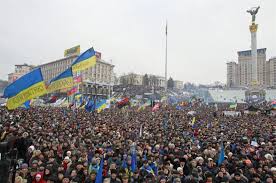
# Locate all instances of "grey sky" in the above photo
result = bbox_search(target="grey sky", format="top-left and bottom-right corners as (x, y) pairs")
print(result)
(0, 0), (275, 84)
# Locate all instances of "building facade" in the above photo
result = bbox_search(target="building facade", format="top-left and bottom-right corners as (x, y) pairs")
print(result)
(173, 80), (184, 90)
(119, 73), (166, 88)
(226, 62), (238, 87)
(226, 48), (270, 88)
(37, 52), (114, 97)
(266, 57), (276, 88)
(39, 56), (77, 83)
(237, 48), (266, 87)
(79, 58), (114, 97)
(148, 74), (165, 88)
(8, 64), (34, 83)
(119, 73), (143, 86)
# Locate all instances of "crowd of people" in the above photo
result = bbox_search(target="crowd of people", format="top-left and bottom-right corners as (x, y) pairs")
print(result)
(0, 102), (275, 183)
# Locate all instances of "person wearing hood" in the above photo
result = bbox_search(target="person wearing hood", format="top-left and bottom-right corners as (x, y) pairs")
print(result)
(43, 166), (56, 182)
(32, 173), (46, 183)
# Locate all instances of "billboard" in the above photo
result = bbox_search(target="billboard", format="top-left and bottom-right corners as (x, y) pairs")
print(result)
(64, 45), (80, 57)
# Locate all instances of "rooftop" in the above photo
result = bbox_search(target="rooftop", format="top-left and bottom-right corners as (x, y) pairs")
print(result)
(237, 48), (266, 57)
(37, 55), (114, 68)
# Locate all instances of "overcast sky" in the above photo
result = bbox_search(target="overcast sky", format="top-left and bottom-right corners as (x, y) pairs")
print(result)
(0, 0), (275, 84)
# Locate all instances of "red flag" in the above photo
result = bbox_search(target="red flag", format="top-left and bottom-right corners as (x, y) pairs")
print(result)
(48, 96), (58, 103)
(67, 87), (77, 96)
(74, 75), (82, 83)
(117, 97), (129, 109)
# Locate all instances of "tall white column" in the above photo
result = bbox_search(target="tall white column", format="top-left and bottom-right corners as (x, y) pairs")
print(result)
(250, 23), (258, 86)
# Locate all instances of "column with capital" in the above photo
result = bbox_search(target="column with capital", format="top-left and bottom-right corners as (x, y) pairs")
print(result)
(247, 6), (260, 87)
(250, 23), (258, 86)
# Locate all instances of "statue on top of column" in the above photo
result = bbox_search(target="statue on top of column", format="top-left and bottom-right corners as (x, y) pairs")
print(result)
(247, 6), (260, 23)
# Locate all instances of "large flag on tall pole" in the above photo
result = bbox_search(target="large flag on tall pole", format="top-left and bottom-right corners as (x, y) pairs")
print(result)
(71, 47), (97, 72)
(165, 20), (168, 93)
(3, 68), (47, 110)
(47, 67), (74, 93)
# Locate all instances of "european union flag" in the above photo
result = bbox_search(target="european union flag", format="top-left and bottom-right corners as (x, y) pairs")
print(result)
(3, 68), (47, 110)
(72, 47), (97, 72)
(47, 67), (74, 93)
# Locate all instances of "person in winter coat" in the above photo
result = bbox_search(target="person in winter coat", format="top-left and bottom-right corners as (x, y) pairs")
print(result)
(84, 171), (96, 183)
(43, 166), (56, 182)
(229, 172), (248, 183)
(32, 173), (46, 183)
(62, 156), (71, 172)
(110, 169), (121, 183)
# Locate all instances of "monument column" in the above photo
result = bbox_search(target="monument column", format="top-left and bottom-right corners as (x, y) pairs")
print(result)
(247, 6), (260, 87)
(250, 23), (258, 85)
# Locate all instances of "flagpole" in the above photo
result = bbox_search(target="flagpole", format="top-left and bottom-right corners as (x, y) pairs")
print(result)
(165, 21), (168, 94)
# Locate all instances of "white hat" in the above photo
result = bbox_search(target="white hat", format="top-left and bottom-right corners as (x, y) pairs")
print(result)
(271, 167), (276, 172)
(28, 145), (35, 152)
(196, 157), (204, 161)
(177, 167), (183, 172)
(64, 156), (70, 160)
(264, 154), (273, 160)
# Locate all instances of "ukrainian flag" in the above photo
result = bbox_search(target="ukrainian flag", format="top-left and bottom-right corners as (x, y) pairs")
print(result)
(3, 68), (47, 110)
(96, 100), (107, 113)
(47, 68), (74, 93)
(71, 47), (96, 72)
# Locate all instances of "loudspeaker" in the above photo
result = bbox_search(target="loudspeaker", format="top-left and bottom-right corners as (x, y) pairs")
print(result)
(0, 159), (11, 183)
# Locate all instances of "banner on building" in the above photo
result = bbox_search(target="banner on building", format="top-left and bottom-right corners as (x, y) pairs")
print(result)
(64, 45), (80, 57)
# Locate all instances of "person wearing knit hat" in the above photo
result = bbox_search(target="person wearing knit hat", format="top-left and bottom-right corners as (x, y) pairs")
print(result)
(264, 154), (273, 161)
(21, 163), (28, 169)
(33, 173), (46, 183)
(66, 151), (72, 157)
(62, 156), (71, 172)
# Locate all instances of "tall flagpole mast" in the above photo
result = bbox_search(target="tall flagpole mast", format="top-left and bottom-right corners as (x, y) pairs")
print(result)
(165, 21), (168, 93)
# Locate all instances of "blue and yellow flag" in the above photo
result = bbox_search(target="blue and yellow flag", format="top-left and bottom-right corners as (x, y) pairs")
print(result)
(96, 99), (107, 113)
(3, 68), (47, 110)
(71, 47), (97, 72)
(47, 68), (74, 93)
